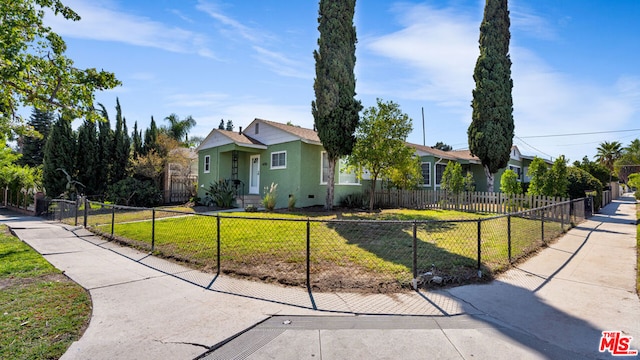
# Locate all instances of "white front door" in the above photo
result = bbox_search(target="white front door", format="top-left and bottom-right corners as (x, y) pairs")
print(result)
(249, 155), (260, 194)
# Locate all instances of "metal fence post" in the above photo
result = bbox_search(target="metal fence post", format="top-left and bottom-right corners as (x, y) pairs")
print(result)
(83, 198), (88, 228)
(412, 221), (418, 280)
(306, 219), (311, 291)
(507, 215), (512, 263)
(74, 198), (79, 226)
(477, 220), (482, 278)
(540, 208), (545, 244)
(151, 208), (156, 252)
(216, 215), (221, 274)
(111, 205), (115, 237)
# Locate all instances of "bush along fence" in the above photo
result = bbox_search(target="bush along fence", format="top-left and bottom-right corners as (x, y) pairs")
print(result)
(369, 189), (612, 213)
(46, 197), (590, 294)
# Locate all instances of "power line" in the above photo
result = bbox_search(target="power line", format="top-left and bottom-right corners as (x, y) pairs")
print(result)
(514, 136), (554, 159)
(517, 128), (640, 139)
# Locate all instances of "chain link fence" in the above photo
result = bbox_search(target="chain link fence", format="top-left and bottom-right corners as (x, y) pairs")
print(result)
(46, 197), (591, 294)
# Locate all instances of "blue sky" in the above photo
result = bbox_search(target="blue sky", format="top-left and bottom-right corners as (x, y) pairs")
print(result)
(42, 0), (640, 163)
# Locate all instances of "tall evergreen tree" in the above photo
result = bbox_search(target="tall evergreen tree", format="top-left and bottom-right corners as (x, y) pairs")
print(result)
(218, 119), (225, 130)
(132, 121), (143, 158)
(143, 116), (159, 155)
(312, 0), (362, 209)
(43, 114), (77, 198)
(96, 104), (113, 196)
(111, 98), (130, 183)
(18, 107), (54, 167)
(76, 119), (98, 195)
(225, 119), (233, 131)
(467, 0), (514, 192)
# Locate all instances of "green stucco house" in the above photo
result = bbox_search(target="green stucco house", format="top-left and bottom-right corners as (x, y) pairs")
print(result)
(197, 118), (552, 208)
(196, 118), (362, 208)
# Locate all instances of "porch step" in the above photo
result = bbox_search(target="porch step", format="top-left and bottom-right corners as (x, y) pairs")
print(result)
(237, 195), (262, 208)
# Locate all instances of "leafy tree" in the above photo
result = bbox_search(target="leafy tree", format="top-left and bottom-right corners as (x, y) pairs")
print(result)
(544, 156), (568, 197)
(573, 156), (611, 187)
(567, 167), (603, 210)
(500, 169), (521, 195)
(225, 120), (234, 132)
(0, 0), (120, 138)
(628, 173), (640, 200)
(386, 155), (423, 190)
(347, 99), (416, 210)
(312, 0), (362, 210)
(467, 0), (514, 192)
(164, 113), (196, 143)
(526, 157), (548, 196)
(614, 139), (640, 183)
(42, 114), (77, 198)
(433, 142), (452, 151)
(464, 171), (476, 192)
(75, 119), (99, 195)
(441, 161), (465, 195)
(17, 108), (54, 167)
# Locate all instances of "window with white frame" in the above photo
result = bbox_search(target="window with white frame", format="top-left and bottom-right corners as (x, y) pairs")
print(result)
(435, 163), (446, 186)
(421, 162), (431, 186)
(508, 165), (522, 181)
(204, 155), (211, 173)
(270, 151), (286, 169)
(321, 152), (359, 184)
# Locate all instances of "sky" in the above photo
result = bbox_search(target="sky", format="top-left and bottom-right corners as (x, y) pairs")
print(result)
(40, 0), (640, 163)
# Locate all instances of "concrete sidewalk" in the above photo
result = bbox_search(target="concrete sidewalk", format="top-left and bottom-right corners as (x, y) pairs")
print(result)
(1, 195), (638, 359)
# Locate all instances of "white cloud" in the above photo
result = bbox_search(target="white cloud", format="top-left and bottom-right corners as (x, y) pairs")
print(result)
(46, 0), (216, 58)
(252, 46), (312, 79)
(196, 0), (267, 43)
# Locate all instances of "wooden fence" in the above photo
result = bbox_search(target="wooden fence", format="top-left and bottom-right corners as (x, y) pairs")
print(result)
(369, 189), (568, 214)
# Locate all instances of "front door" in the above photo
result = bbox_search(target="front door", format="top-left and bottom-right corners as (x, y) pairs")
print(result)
(249, 155), (260, 194)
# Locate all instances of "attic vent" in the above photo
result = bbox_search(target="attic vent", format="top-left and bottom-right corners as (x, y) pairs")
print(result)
(255, 123), (259, 134)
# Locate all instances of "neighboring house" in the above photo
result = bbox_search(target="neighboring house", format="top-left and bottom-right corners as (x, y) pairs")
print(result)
(163, 147), (198, 203)
(409, 143), (552, 192)
(196, 118), (361, 208)
(197, 118), (554, 208)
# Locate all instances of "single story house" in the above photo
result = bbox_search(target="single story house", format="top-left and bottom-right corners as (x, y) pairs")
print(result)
(197, 118), (553, 208)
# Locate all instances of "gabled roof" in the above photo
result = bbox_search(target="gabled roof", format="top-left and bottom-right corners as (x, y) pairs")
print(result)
(196, 128), (266, 151)
(408, 143), (459, 161)
(249, 118), (322, 145)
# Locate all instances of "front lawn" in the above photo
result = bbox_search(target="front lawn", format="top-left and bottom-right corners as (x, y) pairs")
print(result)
(90, 208), (561, 292)
(0, 226), (91, 360)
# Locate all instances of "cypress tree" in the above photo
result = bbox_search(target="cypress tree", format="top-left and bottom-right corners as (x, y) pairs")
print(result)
(132, 121), (143, 158)
(43, 114), (77, 198)
(312, 0), (362, 209)
(96, 104), (113, 196)
(143, 116), (159, 155)
(111, 98), (130, 183)
(18, 107), (54, 167)
(467, 0), (514, 192)
(76, 119), (98, 195)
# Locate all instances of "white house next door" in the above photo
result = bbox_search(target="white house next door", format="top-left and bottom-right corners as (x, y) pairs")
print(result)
(249, 155), (260, 194)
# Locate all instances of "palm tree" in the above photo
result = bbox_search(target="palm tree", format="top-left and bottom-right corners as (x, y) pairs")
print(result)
(163, 114), (196, 143)
(595, 141), (622, 170)
(595, 141), (622, 183)
(624, 139), (640, 156)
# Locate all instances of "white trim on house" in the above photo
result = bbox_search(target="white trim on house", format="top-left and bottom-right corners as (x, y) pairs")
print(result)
(203, 155), (210, 173)
(270, 151), (287, 169)
(421, 162), (431, 187)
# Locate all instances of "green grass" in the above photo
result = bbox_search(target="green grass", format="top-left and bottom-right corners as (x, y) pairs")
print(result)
(92, 208), (564, 291)
(0, 226), (91, 360)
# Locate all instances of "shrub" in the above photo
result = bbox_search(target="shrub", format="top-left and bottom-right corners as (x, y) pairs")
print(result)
(340, 192), (366, 208)
(106, 177), (163, 207)
(288, 194), (296, 211)
(244, 204), (258, 212)
(204, 179), (236, 208)
(262, 183), (277, 211)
